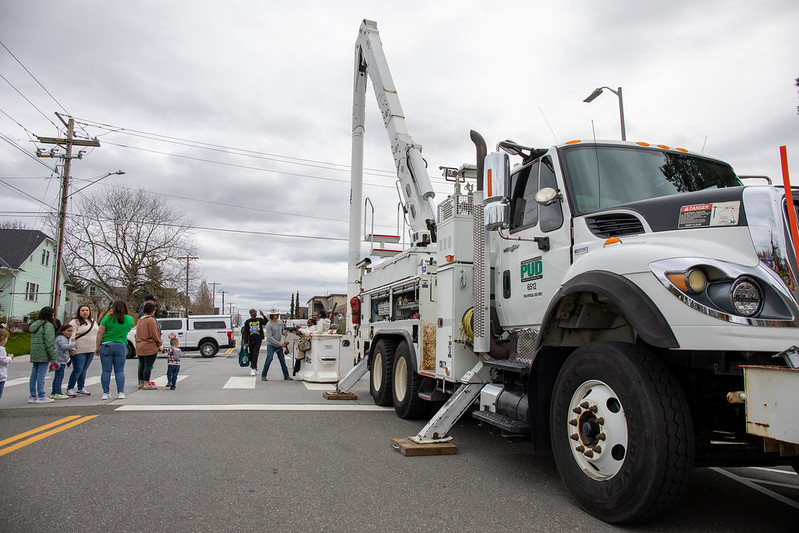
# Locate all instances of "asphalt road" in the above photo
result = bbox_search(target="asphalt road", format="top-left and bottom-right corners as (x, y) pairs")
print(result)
(1, 349), (797, 532)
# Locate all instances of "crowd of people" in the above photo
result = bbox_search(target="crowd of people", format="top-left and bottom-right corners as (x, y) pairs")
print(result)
(0, 300), (343, 403)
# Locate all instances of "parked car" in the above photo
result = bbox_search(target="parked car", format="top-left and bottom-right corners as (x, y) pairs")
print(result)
(127, 315), (234, 358)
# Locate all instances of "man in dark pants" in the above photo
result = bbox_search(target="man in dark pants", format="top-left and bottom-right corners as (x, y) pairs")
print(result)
(241, 309), (267, 376)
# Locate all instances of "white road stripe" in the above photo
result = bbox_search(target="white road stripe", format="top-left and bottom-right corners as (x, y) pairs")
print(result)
(114, 404), (391, 412)
(152, 375), (188, 387)
(223, 376), (256, 389)
(752, 466), (798, 476)
(711, 467), (799, 510)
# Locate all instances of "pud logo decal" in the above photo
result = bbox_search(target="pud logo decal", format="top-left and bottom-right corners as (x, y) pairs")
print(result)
(521, 256), (543, 282)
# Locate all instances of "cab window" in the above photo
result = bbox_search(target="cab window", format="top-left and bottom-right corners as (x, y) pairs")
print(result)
(509, 160), (540, 232)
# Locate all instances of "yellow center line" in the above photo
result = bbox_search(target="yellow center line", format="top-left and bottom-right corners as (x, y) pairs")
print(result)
(0, 415), (98, 457)
(0, 415), (81, 447)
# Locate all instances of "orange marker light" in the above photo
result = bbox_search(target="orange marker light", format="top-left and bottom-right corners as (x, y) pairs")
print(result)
(445, 254), (454, 263)
(566, 140), (582, 145)
(636, 141), (650, 147)
(657, 144), (670, 149)
(487, 168), (493, 197)
(603, 237), (622, 246)
(676, 147), (688, 152)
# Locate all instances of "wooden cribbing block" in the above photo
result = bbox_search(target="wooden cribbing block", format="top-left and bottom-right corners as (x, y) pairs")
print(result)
(323, 391), (358, 400)
(391, 437), (457, 456)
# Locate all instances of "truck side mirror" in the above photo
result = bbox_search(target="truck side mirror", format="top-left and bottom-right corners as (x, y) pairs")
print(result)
(483, 152), (510, 230)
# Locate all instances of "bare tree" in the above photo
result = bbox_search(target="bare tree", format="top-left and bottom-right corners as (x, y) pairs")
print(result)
(0, 220), (29, 229)
(64, 187), (196, 304)
(193, 280), (213, 314)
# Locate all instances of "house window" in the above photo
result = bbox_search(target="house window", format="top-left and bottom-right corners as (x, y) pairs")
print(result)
(89, 286), (97, 296)
(41, 249), (50, 266)
(25, 282), (39, 301)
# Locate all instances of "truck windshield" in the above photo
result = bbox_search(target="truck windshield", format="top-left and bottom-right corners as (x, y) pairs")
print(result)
(559, 144), (742, 215)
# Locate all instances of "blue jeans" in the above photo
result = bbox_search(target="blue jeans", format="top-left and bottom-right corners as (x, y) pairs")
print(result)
(29, 361), (49, 399)
(100, 342), (126, 394)
(263, 345), (289, 378)
(166, 364), (180, 387)
(52, 363), (65, 395)
(0, 380), (5, 399)
(68, 352), (94, 391)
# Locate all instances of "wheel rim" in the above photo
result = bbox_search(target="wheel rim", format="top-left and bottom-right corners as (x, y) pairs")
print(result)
(566, 379), (628, 480)
(394, 355), (407, 402)
(373, 352), (383, 390)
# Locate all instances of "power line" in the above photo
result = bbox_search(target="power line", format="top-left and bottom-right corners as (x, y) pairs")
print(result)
(0, 73), (58, 129)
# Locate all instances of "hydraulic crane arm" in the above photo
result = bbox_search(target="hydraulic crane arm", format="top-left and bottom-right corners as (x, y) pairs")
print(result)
(351, 19), (437, 246)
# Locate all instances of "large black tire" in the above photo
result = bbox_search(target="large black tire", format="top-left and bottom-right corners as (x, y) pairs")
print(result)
(126, 342), (136, 359)
(370, 339), (396, 406)
(392, 341), (428, 419)
(199, 341), (218, 358)
(550, 341), (694, 524)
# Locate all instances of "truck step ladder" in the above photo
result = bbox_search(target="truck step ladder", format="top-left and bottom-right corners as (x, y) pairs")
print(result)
(366, 233), (402, 257)
(472, 410), (531, 434)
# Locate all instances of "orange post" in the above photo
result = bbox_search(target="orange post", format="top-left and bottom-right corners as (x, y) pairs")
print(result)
(780, 146), (799, 269)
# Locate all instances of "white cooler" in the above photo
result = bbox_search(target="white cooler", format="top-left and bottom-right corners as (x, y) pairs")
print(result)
(294, 333), (356, 383)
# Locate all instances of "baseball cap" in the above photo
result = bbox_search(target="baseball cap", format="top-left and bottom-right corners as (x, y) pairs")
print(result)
(144, 294), (157, 301)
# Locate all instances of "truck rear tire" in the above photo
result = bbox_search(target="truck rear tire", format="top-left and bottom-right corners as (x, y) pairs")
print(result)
(550, 341), (694, 524)
(370, 339), (396, 406)
(392, 341), (428, 419)
(126, 342), (136, 359)
(199, 341), (218, 358)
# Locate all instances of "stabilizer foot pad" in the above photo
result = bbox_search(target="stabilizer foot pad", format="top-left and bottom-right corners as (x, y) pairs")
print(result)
(323, 391), (358, 400)
(391, 437), (457, 456)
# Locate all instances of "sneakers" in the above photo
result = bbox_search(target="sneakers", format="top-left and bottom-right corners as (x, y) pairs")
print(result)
(66, 389), (77, 397)
(249, 369), (257, 376)
(169, 385), (175, 390)
(283, 376), (294, 381)
(51, 393), (69, 399)
(77, 389), (91, 396)
(117, 392), (126, 399)
(28, 396), (37, 404)
(37, 397), (55, 403)
(102, 393), (110, 400)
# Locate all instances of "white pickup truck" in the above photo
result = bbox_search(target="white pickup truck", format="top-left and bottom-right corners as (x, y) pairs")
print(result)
(126, 314), (234, 358)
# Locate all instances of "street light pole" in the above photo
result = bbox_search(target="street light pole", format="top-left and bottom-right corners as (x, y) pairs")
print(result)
(583, 86), (626, 141)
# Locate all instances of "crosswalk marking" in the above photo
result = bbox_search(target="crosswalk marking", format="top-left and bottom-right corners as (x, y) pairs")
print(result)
(115, 404), (389, 412)
(223, 376), (256, 389)
(152, 375), (188, 388)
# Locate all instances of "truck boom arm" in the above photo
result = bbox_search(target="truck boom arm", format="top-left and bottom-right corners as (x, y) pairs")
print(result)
(353, 19), (437, 245)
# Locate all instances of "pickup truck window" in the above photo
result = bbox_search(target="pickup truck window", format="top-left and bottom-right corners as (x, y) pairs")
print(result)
(560, 145), (742, 215)
(159, 319), (183, 330)
(192, 321), (226, 330)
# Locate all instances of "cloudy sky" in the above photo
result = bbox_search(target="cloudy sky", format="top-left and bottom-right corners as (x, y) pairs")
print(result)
(1, 0), (798, 316)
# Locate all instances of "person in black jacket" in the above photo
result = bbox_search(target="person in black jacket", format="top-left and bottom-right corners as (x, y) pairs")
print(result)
(241, 309), (267, 376)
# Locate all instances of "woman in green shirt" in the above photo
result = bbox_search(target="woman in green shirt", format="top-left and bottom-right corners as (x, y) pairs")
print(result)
(95, 300), (134, 400)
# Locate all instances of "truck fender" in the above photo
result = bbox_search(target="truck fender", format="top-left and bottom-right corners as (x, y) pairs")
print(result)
(537, 270), (679, 351)
(368, 329), (417, 370)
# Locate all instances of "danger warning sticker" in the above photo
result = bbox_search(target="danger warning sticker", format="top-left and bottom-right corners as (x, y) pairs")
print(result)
(678, 201), (740, 229)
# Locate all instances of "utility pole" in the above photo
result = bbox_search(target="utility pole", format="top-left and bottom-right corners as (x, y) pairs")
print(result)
(176, 255), (198, 317)
(36, 114), (100, 319)
(209, 282), (220, 313)
(219, 290), (227, 315)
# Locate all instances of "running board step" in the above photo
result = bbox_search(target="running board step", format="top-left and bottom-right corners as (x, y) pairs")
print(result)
(472, 410), (531, 434)
(483, 358), (531, 374)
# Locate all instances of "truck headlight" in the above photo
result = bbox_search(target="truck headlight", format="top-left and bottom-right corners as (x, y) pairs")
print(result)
(730, 277), (763, 316)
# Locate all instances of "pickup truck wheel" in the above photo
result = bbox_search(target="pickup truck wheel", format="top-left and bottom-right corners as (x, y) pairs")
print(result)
(126, 342), (136, 359)
(550, 341), (694, 524)
(370, 339), (396, 406)
(392, 341), (427, 419)
(199, 341), (218, 358)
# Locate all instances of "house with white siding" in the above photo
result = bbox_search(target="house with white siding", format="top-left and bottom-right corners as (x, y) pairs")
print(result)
(0, 229), (68, 323)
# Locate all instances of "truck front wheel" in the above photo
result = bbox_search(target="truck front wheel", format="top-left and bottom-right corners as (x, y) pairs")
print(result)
(370, 339), (396, 406)
(392, 341), (427, 419)
(550, 341), (694, 524)
(199, 341), (218, 358)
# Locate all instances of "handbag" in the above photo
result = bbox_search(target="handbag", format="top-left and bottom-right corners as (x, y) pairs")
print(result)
(238, 346), (250, 367)
(297, 337), (311, 352)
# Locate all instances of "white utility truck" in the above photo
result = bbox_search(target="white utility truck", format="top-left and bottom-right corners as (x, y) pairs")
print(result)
(340, 20), (799, 523)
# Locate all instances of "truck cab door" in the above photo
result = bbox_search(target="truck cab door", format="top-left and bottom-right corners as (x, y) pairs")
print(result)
(495, 154), (571, 329)
(157, 318), (185, 350)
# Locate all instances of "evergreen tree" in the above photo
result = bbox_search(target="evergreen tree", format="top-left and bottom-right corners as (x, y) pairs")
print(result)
(290, 293), (295, 319)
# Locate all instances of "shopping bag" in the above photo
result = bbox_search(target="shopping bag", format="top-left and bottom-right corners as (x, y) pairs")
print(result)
(238, 346), (250, 367)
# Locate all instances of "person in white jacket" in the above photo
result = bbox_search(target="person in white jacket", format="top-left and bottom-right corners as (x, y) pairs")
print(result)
(316, 310), (331, 333)
(0, 328), (14, 400)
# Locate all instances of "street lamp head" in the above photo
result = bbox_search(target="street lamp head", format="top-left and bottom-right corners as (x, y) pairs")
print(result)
(583, 87), (604, 103)
(115, 170), (125, 175)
